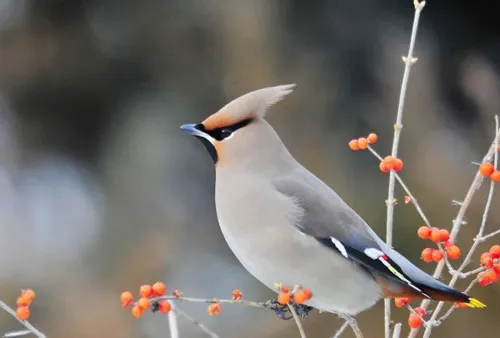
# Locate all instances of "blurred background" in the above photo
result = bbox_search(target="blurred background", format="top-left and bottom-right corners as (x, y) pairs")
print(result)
(1, 0), (499, 337)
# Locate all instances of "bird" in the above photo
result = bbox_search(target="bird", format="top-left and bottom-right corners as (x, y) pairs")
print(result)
(180, 84), (485, 315)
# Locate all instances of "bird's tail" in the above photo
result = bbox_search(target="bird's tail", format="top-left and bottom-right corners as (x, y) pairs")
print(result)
(419, 284), (486, 308)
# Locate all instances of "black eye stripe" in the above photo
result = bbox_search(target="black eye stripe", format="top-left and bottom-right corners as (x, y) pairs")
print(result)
(196, 118), (253, 141)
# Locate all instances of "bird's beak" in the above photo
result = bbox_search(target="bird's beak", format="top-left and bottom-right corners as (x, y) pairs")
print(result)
(180, 123), (215, 143)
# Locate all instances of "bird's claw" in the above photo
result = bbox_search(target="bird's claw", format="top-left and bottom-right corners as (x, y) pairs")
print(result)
(265, 299), (314, 320)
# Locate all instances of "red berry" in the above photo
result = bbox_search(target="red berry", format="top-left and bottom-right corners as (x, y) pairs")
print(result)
(379, 161), (390, 173)
(383, 156), (397, 170)
(432, 249), (444, 262)
(480, 252), (494, 268)
(430, 227), (441, 243)
(439, 229), (450, 242)
(394, 297), (411, 308)
(445, 245), (461, 260)
(232, 289), (243, 300)
(152, 282), (167, 296)
(120, 291), (134, 308)
(367, 133), (378, 144)
(349, 139), (359, 151)
(393, 158), (404, 171)
(489, 245), (500, 258)
(139, 285), (153, 298)
(159, 300), (172, 313)
(492, 170), (500, 182)
(408, 314), (422, 329)
(494, 263), (500, 274)
(414, 307), (426, 317)
(417, 226), (431, 239)
(357, 137), (368, 150)
(421, 248), (433, 263)
(479, 162), (494, 177)
(16, 306), (30, 321)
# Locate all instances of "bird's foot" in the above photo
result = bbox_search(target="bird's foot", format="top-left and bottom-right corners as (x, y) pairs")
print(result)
(265, 299), (314, 320)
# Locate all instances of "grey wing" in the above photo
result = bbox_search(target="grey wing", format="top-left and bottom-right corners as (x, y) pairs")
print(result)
(273, 170), (433, 297)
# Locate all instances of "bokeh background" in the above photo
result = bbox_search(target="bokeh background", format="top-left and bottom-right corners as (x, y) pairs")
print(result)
(1, 0), (499, 337)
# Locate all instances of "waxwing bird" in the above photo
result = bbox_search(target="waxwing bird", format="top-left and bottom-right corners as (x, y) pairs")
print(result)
(180, 84), (485, 315)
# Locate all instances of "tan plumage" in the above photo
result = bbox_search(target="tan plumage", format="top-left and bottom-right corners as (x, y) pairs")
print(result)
(180, 84), (485, 315)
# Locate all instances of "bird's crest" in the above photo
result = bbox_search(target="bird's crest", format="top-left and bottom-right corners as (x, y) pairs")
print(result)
(202, 84), (296, 131)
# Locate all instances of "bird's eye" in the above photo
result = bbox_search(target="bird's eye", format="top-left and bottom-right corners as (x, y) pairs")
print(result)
(220, 128), (233, 139)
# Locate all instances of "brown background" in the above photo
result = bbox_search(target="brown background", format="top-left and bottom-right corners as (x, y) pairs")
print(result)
(0, 1), (499, 337)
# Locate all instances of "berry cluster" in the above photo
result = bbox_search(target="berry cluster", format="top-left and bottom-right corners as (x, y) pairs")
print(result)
(417, 226), (460, 262)
(478, 245), (500, 286)
(379, 155), (404, 173)
(120, 282), (170, 318)
(348, 133), (378, 150)
(275, 285), (313, 305)
(14, 289), (36, 320)
(479, 162), (500, 182)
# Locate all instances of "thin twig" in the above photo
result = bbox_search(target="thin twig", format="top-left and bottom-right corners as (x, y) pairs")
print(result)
(168, 301), (180, 338)
(0, 301), (46, 338)
(174, 307), (220, 338)
(434, 276), (479, 325)
(384, 4), (426, 335)
(408, 120), (500, 338)
(477, 228), (500, 242)
(332, 321), (349, 338)
(288, 304), (307, 338)
(421, 117), (500, 338)
(345, 317), (364, 338)
(368, 145), (455, 273)
(391, 323), (402, 338)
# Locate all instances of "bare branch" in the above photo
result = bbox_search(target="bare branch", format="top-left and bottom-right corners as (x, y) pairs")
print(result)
(0, 301), (46, 338)
(288, 304), (307, 338)
(332, 321), (349, 338)
(174, 307), (220, 338)
(384, 2), (426, 336)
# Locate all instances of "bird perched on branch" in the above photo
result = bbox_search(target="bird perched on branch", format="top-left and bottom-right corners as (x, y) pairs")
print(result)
(180, 84), (485, 315)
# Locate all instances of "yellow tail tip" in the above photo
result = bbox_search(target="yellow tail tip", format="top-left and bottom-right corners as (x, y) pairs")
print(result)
(464, 298), (486, 308)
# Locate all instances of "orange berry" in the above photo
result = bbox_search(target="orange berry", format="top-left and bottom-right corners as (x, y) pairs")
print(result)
(379, 161), (390, 173)
(443, 240), (455, 248)
(492, 170), (500, 182)
(120, 291), (134, 307)
(432, 249), (443, 262)
(414, 307), (426, 317)
(16, 306), (30, 321)
(493, 263), (500, 274)
(16, 295), (32, 307)
(367, 133), (378, 144)
(417, 226), (431, 239)
(21, 289), (36, 301)
(301, 288), (313, 300)
(277, 292), (291, 305)
(349, 139), (359, 151)
(383, 156), (397, 170)
(479, 162), (494, 177)
(421, 248), (433, 263)
(482, 269), (499, 284)
(279, 285), (290, 293)
(158, 300), (172, 313)
(393, 158), (404, 172)
(232, 289), (243, 300)
(152, 282), (167, 296)
(293, 289), (312, 304)
(139, 285), (153, 298)
(137, 297), (150, 310)
(207, 303), (221, 316)
(430, 227), (442, 243)
(131, 305), (144, 318)
(408, 314), (422, 329)
(357, 137), (368, 150)
(439, 229), (450, 242)
(490, 245), (500, 258)
(480, 252), (494, 268)
(394, 297), (411, 308)
(445, 245), (461, 260)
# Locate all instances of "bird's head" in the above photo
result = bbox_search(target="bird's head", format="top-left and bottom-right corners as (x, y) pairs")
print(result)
(180, 84), (296, 166)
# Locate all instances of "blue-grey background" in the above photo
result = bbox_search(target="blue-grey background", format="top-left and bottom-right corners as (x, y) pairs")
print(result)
(0, 1), (499, 337)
